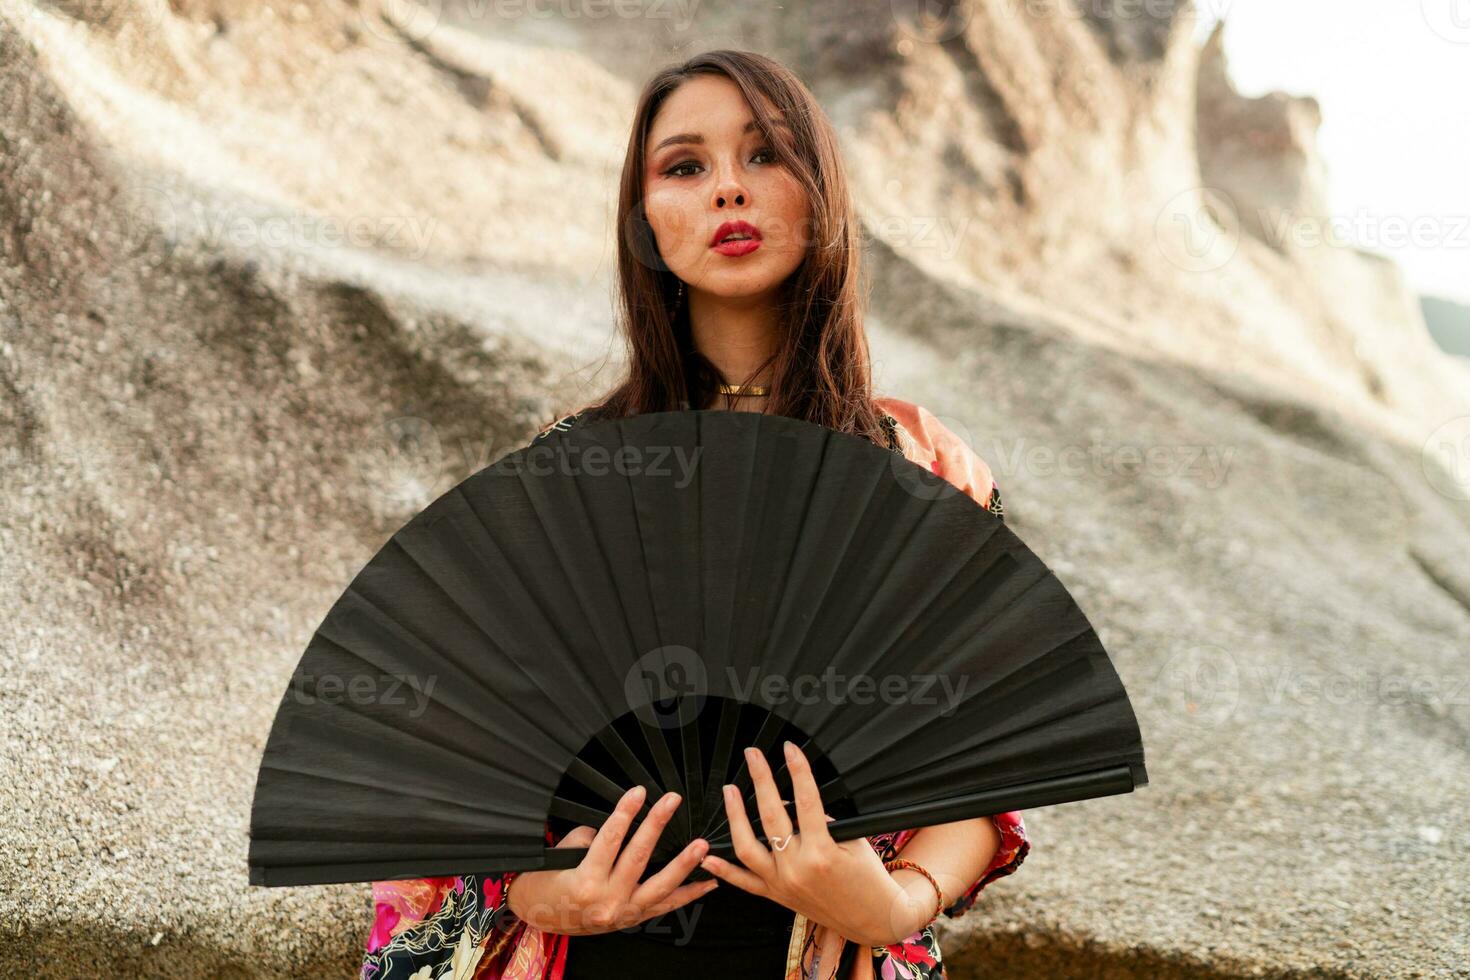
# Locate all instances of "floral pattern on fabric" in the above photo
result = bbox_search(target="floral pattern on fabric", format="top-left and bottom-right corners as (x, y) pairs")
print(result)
(360, 397), (1028, 980)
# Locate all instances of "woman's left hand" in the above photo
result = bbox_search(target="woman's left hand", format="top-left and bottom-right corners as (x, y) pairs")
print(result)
(698, 740), (918, 947)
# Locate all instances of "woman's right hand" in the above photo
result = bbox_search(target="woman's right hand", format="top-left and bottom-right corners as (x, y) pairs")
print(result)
(506, 785), (718, 936)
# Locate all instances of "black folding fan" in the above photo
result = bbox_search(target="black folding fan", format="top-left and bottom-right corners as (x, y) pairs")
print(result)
(248, 409), (1147, 887)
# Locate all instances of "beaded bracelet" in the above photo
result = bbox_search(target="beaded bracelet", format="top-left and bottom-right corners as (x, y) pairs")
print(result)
(883, 858), (946, 925)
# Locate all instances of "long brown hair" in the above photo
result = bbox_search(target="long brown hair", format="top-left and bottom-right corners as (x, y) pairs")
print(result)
(558, 49), (889, 446)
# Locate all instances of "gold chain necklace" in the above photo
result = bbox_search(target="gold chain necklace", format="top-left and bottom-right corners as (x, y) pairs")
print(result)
(717, 382), (769, 396)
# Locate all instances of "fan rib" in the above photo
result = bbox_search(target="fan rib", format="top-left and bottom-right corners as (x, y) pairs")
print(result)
(695, 708), (792, 843)
(850, 639), (1113, 788)
(257, 759), (534, 824)
(764, 428), (954, 701)
(694, 699), (743, 845)
(268, 693), (553, 798)
(859, 694), (1143, 801)
(840, 584), (1100, 788)
(619, 415), (694, 842)
(391, 504), (605, 733)
(317, 594), (575, 775)
(498, 455), (648, 714)
(746, 427), (834, 687)
(250, 763), (545, 836)
(798, 526), (1006, 750)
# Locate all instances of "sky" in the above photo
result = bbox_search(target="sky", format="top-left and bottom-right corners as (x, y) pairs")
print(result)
(1192, 2), (1470, 303)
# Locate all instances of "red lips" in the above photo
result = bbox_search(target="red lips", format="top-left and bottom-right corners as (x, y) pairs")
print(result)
(710, 220), (762, 247)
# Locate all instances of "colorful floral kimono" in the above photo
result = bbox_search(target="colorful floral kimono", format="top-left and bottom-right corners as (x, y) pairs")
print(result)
(360, 396), (1029, 980)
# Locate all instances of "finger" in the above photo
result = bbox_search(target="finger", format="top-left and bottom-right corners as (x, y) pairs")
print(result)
(610, 790), (685, 892)
(699, 850), (768, 895)
(743, 745), (793, 843)
(639, 877), (721, 920)
(581, 785), (647, 879)
(555, 825), (598, 849)
(723, 776), (775, 878)
(631, 834), (712, 908)
(782, 740), (833, 845)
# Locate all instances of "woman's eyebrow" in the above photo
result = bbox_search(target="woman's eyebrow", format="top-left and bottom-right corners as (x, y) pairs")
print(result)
(650, 118), (791, 155)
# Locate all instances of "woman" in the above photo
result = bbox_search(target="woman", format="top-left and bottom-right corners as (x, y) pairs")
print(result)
(361, 49), (1028, 980)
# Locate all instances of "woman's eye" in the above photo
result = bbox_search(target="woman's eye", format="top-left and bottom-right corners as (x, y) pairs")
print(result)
(664, 147), (777, 178)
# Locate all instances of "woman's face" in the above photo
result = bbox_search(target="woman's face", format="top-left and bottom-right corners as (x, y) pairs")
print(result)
(642, 74), (812, 302)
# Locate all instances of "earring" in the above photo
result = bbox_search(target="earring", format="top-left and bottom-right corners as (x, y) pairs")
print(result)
(676, 280), (684, 303)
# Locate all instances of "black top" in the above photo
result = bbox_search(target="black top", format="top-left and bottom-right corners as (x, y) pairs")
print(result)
(562, 881), (796, 978)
